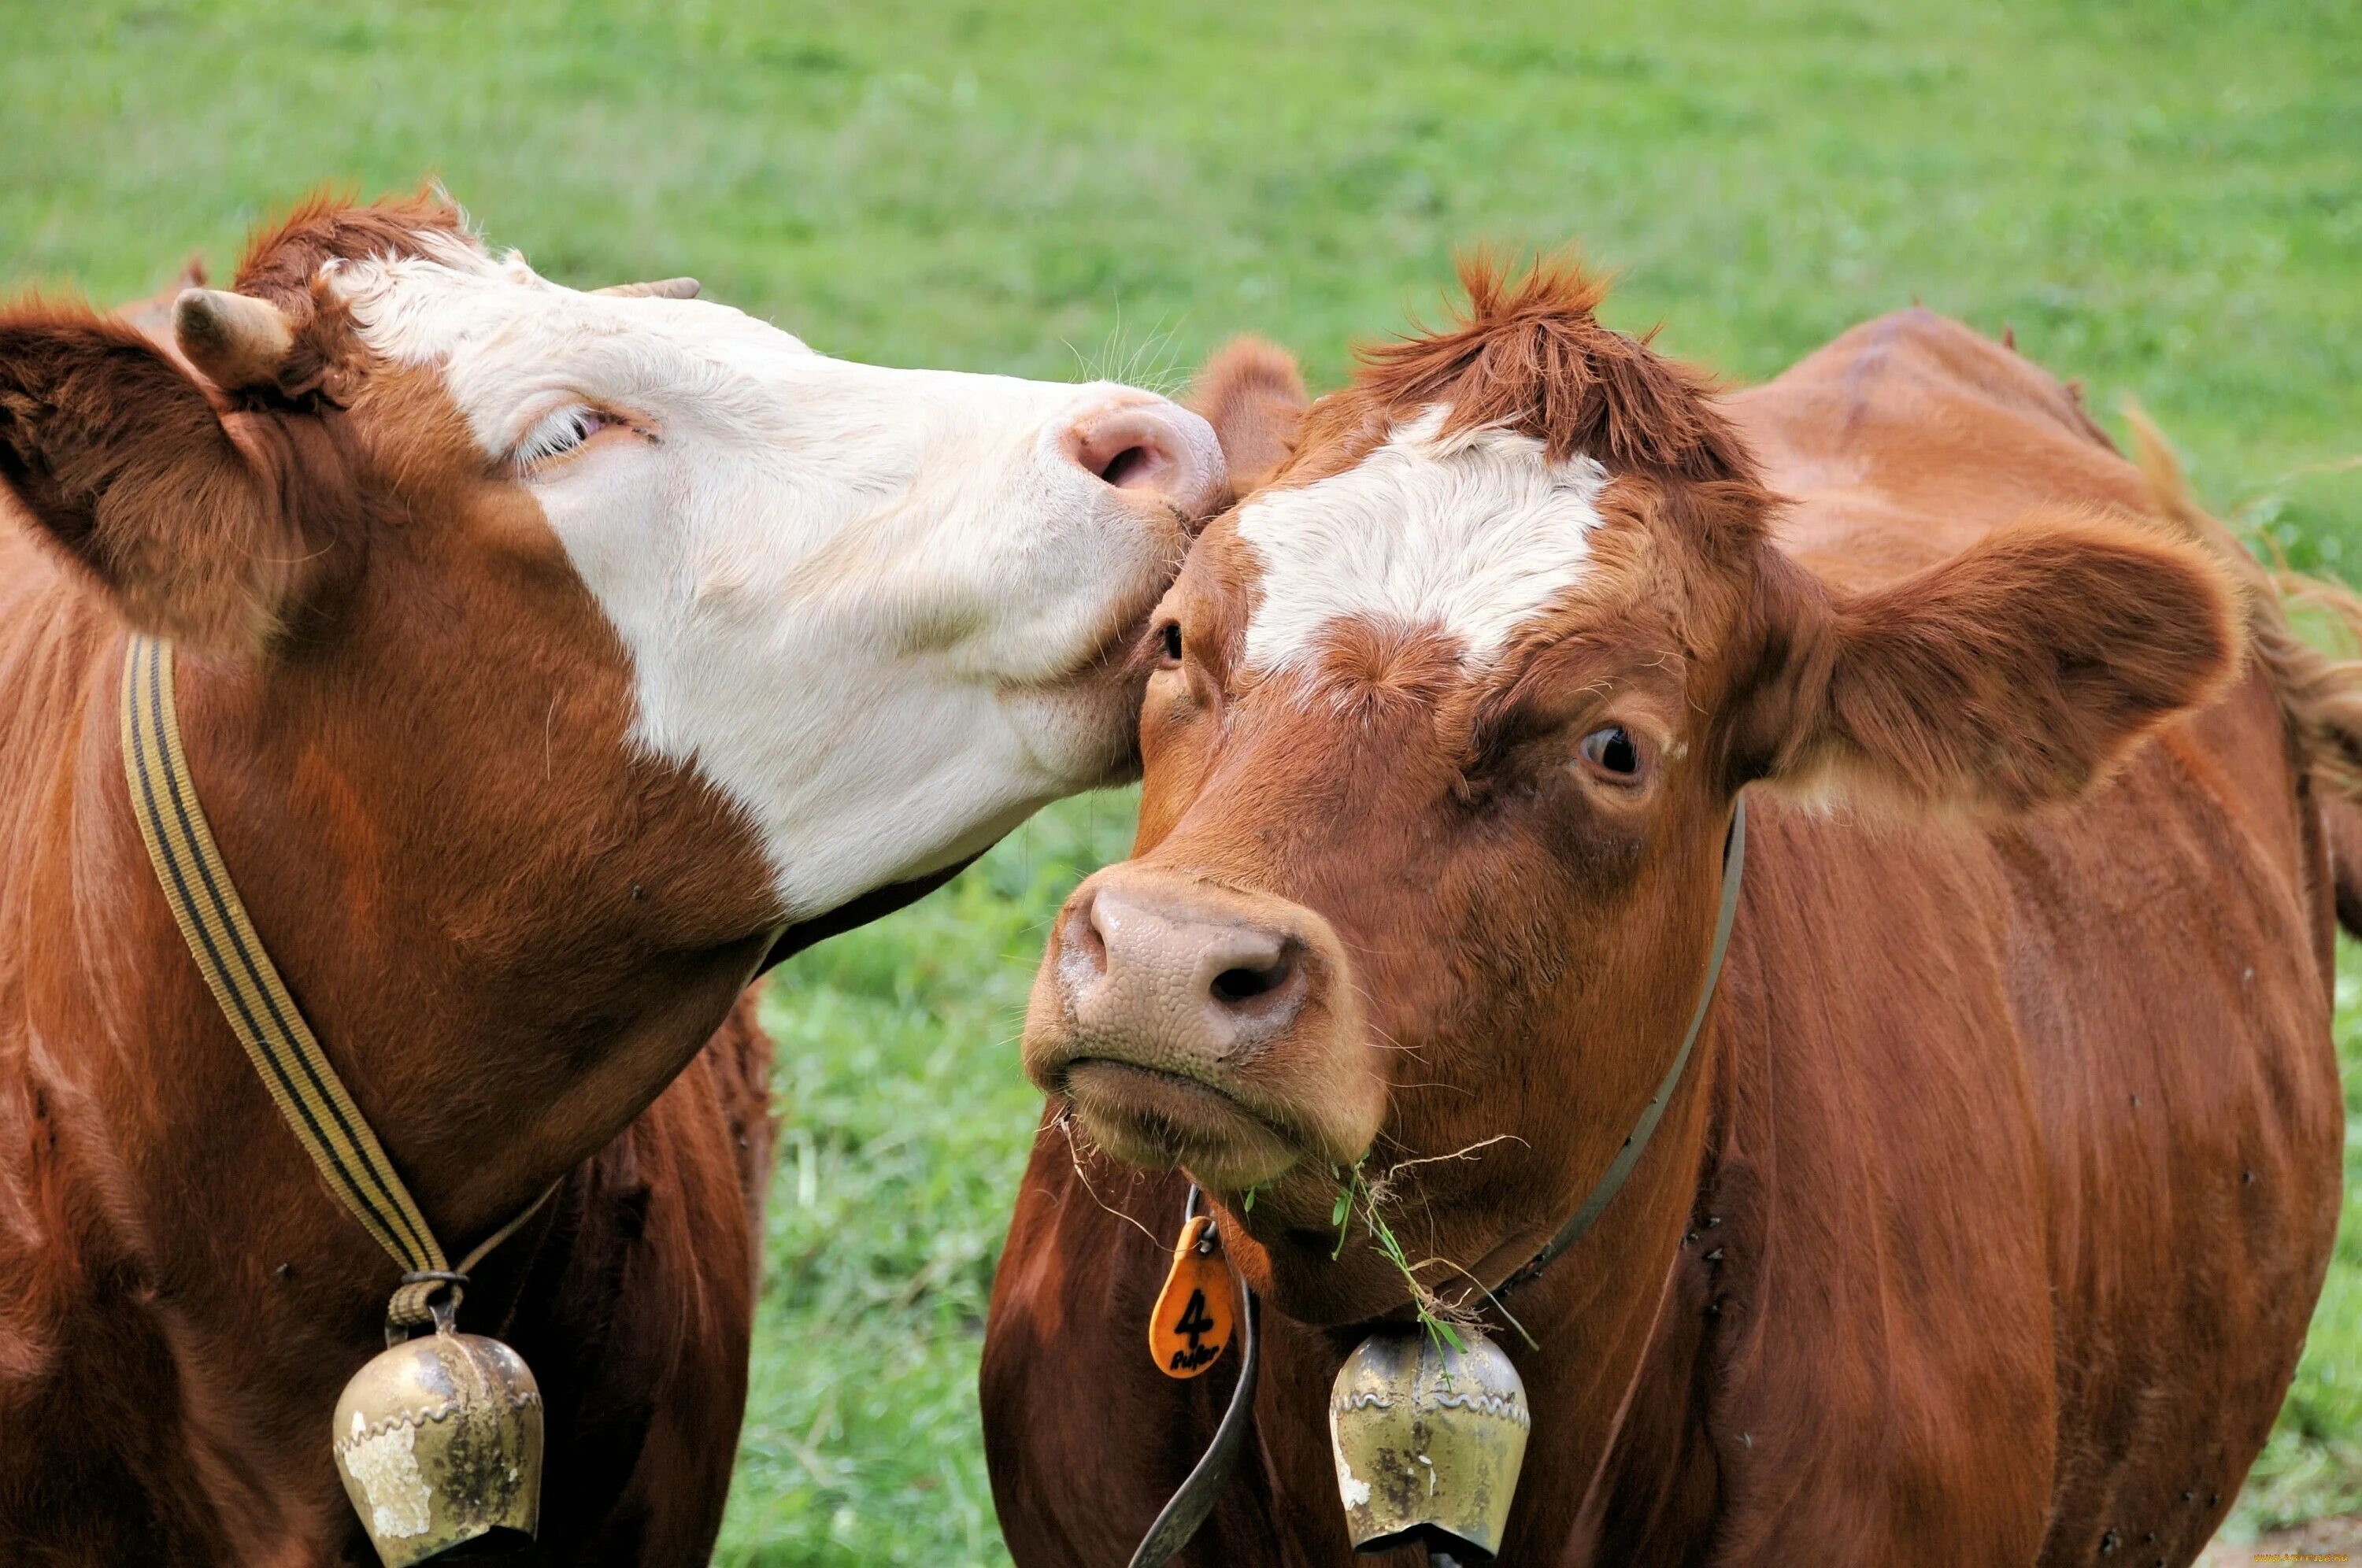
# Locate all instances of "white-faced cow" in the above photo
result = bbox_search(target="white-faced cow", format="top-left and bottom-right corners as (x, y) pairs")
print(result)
(984, 263), (2355, 1566)
(0, 192), (1237, 1563)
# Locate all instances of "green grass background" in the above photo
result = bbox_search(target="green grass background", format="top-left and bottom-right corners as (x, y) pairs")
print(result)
(5, 1), (2357, 1559)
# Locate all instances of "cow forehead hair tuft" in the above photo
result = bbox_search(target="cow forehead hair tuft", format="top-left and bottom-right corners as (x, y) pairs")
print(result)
(1349, 253), (1760, 487)
(231, 188), (488, 310)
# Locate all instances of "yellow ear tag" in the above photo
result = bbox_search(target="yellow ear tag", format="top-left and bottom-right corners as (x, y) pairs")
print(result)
(1150, 1213), (1237, 1378)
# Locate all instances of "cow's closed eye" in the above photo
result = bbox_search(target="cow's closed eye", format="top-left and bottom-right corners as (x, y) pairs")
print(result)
(508, 405), (613, 474)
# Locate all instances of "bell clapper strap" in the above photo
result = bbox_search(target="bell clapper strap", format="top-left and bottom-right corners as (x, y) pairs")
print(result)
(1130, 1185), (1262, 1568)
(121, 634), (549, 1337)
(1126, 797), (1749, 1565)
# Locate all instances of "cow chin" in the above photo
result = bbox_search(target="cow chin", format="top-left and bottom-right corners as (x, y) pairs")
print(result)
(1001, 661), (1152, 793)
(996, 552), (1179, 790)
(1057, 1060), (1307, 1192)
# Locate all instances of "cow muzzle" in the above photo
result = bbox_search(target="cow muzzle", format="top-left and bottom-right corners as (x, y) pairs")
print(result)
(1023, 867), (1385, 1192)
(1064, 395), (1229, 524)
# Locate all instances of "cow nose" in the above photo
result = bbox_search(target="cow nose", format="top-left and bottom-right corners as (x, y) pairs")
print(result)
(1065, 397), (1227, 523)
(1025, 867), (1381, 1181)
(1059, 878), (1311, 1065)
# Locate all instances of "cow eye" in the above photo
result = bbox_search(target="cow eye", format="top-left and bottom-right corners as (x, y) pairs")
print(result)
(1156, 620), (1184, 668)
(509, 405), (609, 473)
(1578, 724), (1642, 779)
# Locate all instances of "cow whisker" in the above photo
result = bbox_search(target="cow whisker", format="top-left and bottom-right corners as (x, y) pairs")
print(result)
(1055, 1107), (1164, 1248)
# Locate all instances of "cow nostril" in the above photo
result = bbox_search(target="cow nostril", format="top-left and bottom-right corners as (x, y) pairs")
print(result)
(1209, 949), (1294, 1008)
(1065, 892), (1111, 979)
(1068, 402), (1216, 510)
(1096, 444), (1158, 489)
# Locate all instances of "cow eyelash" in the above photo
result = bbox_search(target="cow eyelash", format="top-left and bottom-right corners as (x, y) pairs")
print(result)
(508, 405), (610, 473)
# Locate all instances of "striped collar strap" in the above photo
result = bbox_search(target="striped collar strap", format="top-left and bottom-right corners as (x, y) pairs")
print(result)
(120, 634), (537, 1334)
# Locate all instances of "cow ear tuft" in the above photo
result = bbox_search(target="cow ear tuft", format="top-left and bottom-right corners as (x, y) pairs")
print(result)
(1731, 514), (2245, 814)
(1190, 336), (1307, 497)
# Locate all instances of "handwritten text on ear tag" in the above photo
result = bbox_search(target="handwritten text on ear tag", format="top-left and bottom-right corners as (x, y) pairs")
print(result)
(1150, 1213), (1237, 1378)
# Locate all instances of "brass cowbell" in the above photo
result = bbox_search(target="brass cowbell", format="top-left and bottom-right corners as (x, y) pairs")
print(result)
(1328, 1326), (1531, 1561)
(332, 1318), (545, 1567)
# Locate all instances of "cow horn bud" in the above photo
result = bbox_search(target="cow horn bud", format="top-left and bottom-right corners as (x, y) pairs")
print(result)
(172, 288), (295, 391)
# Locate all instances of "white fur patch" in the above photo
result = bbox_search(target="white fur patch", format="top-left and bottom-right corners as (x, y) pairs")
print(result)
(1235, 408), (1607, 679)
(328, 236), (1209, 918)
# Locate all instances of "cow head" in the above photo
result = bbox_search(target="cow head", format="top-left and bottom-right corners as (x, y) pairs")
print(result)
(0, 194), (1228, 938)
(1023, 261), (2244, 1325)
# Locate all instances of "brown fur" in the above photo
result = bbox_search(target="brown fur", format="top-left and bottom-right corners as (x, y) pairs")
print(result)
(985, 271), (2342, 1566)
(1187, 335), (1307, 496)
(1357, 256), (1757, 483)
(0, 307), (328, 648)
(0, 200), (815, 1565)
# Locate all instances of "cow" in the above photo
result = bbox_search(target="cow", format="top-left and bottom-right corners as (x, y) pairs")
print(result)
(981, 262), (2356, 1566)
(0, 190), (1243, 1565)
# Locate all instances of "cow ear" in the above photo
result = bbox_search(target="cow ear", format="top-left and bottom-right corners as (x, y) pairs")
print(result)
(1190, 336), (1307, 496)
(1730, 514), (2244, 813)
(0, 301), (311, 649)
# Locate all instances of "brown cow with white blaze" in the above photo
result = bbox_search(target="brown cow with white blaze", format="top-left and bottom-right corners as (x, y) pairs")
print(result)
(0, 192), (1240, 1563)
(983, 265), (2351, 1565)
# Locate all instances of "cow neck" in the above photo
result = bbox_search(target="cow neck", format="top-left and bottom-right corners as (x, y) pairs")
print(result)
(1490, 791), (1747, 1307)
(103, 629), (776, 1268)
(121, 635), (563, 1333)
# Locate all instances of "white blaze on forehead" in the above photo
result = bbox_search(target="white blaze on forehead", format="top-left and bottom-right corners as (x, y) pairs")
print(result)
(1236, 408), (1608, 678)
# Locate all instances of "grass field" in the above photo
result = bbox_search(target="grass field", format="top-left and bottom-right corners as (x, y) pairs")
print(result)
(5, 1), (2358, 1559)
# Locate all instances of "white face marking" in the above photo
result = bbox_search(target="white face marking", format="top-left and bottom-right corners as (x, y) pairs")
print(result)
(330, 235), (1217, 918)
(1235, 407), (1607, 679)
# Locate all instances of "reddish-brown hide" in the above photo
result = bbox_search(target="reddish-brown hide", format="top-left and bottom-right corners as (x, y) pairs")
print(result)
(0, 192), (1222, 1565)
(983, 272), (2350, 1565)
(0, 200), (781, 1565)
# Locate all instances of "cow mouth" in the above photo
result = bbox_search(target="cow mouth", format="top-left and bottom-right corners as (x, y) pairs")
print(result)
(1002, 562), (1179, 785)
(1058, 1058), (1305, 1191)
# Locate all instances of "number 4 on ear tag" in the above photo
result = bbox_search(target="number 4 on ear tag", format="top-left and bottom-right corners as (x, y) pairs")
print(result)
(1150, 1213), (1237, 1378)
